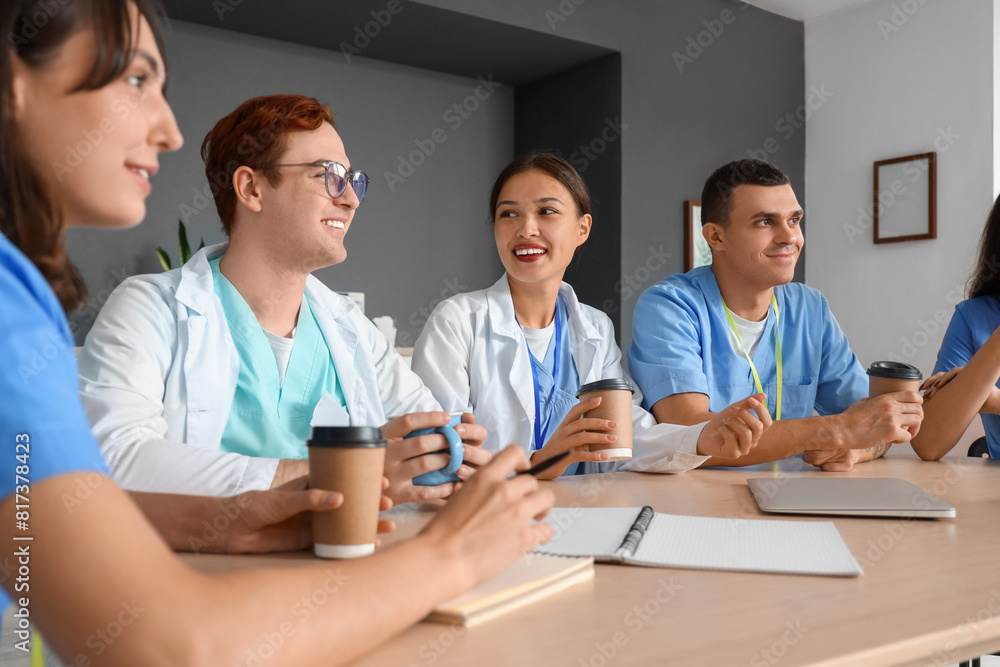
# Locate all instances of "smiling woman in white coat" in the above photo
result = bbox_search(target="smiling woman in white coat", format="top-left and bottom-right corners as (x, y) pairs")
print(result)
(413, 154), (771, 479)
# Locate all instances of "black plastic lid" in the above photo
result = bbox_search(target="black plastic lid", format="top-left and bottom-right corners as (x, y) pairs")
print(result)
(577, 378), (635, 397)
(866, 361), (923, 381)
(307, 426), (386, 448)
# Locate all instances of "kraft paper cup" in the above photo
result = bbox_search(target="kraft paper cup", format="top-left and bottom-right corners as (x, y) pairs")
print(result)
(867, 361), (923, 397)
(576, 379), (634, 460)
(308, 427), (386, 559)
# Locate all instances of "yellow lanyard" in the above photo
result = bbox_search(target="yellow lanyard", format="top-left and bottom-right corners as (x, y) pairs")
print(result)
(722, 294), (782, 421)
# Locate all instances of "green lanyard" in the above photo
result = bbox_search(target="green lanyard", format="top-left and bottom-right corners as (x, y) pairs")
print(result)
(722, 293), (782, 421)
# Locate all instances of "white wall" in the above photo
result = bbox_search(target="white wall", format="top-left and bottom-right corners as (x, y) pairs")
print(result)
(804, 0), (995, 383)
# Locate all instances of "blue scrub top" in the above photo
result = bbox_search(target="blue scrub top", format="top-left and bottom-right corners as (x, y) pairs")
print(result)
(527, 298), (582, 476)
(933, 296), (1000, 458)
(626, 266), (867, 420)
(0, 234), (109, 610)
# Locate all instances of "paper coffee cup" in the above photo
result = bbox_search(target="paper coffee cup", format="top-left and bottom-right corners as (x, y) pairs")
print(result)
(866, 361), (923, 397)
(308, 427), (386, 559)
(576, 379), (634, 460)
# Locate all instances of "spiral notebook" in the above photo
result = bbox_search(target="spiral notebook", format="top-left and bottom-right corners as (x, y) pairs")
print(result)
(533, 507), (862, 577)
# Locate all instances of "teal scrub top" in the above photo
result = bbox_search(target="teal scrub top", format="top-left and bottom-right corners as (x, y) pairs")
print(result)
(210, 257), (347, 460)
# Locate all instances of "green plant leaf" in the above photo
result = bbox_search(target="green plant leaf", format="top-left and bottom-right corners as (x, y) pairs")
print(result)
(155, 247), (172, 271)
(198, 239), (206, 250)
(178, 219), (192, 264)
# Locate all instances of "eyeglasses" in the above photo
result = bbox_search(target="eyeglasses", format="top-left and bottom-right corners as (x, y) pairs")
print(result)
(251, 161), (368, 205)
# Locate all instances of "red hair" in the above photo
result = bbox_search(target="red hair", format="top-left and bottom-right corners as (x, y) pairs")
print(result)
(200, 94), (336, 235)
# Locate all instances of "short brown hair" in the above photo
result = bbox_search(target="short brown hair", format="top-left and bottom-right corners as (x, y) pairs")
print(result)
(700, 159), (790, 227)
(200, 94), (336, 235)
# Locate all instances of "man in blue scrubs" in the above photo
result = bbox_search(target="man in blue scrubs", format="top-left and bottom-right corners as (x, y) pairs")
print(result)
(626, 160), (923, 470)
(78, 95), (488, 501)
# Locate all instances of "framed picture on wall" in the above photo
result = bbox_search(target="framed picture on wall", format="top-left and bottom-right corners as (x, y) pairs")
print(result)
(685, 200), (712, 271)
(873, 152), (936, 244)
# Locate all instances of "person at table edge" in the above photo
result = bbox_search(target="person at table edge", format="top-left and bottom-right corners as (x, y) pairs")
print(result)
(77, 94), (490, 502)
(625, 159), (924, 471)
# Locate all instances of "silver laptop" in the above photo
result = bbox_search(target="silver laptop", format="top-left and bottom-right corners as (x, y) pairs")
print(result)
(748, 478), (956, 519)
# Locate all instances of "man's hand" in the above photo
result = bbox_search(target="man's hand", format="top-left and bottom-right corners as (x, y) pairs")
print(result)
(270, 459), (309, 488)
(381, 412), (492, 504)
(838, 391), (923, 447)
(802, 447), (876, 472)
(223, 476), (394, 554)
(696, 394), (771, 458)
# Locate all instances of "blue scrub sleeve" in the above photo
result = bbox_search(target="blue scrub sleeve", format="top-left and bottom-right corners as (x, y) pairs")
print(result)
(933, 307), (977, 375)
(0, 256), (109, 504)
(626, 284), (711, 411)
(813, 296), (868, 416)
(0, 245), (109, 611)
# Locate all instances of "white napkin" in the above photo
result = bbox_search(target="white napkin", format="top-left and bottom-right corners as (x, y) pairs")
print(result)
(311, 392), (351, 427)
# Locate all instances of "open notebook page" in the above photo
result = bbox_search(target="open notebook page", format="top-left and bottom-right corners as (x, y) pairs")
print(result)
(630, 514), (862, 576)
(540, 507), (641, 558)
(535, 507), (862, 577)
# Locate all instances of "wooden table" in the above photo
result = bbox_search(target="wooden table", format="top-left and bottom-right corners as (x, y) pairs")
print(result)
(182, 456), (1000, 666)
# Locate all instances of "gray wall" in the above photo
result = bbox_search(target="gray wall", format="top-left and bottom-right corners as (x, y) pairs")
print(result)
(416, 0), (805, 344)
(67, 19), (510, 345)
(67, 1), (805, 350)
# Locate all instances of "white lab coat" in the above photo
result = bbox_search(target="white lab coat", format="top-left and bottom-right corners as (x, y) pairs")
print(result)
(78, 243), (439, 495)
(412, 275), (710, 474)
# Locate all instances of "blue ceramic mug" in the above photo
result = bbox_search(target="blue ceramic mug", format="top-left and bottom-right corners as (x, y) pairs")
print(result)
(410, 412), (464, 486)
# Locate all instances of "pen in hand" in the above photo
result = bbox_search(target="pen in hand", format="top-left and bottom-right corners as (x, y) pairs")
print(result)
(516, 451), (571, 478)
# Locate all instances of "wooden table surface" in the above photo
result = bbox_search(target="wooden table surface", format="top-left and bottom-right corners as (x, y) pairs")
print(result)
(181, 456), (1000, 667)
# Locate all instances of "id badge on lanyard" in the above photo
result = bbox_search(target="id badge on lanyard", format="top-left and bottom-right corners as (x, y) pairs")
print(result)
(722, 293), (782, 421)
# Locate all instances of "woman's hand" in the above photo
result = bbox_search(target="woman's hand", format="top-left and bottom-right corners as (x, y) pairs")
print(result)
(419, 446), (555, 591)
(695, 394), (771, 458)
(380, 412), (490, 503)
(921, 366), (964, 402)
(527, 397), (617, 479)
